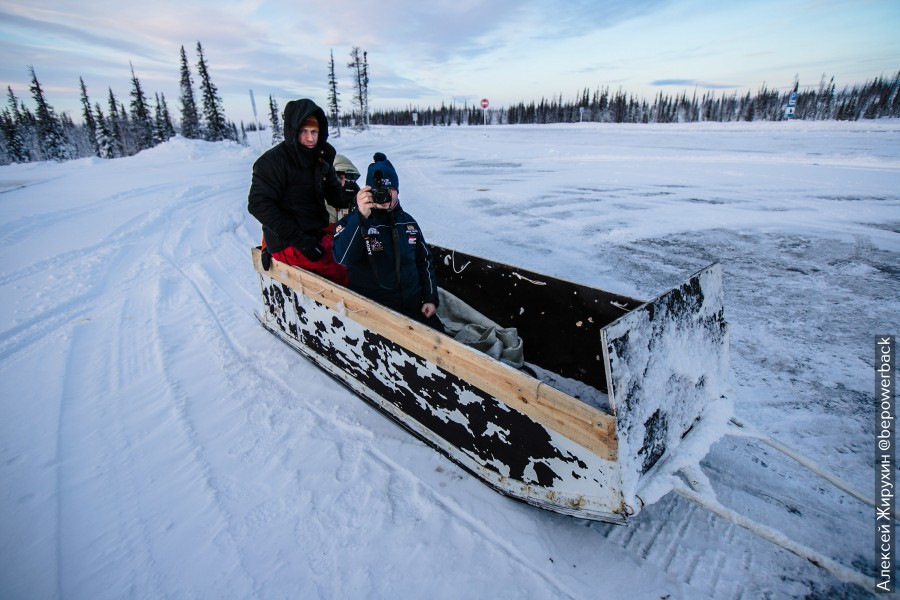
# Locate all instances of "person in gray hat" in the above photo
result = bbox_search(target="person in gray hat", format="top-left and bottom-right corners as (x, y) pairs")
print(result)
(328, 154), (360, 226)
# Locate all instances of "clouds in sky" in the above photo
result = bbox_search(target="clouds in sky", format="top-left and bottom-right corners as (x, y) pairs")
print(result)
(1, 0), (898, 124)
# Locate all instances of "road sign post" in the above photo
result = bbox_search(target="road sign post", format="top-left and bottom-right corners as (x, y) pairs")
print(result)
(480, 98), (489, 135)
(786, 91), (797, 120)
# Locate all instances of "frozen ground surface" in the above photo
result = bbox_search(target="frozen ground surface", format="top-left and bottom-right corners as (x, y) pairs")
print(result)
(1, 120), (898, 599)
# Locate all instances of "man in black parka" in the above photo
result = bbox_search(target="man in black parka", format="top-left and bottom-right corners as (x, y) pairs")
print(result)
(248, 98), (358, 285)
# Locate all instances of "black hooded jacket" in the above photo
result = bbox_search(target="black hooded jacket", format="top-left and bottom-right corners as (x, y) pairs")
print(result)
(247, 99), (349, 253)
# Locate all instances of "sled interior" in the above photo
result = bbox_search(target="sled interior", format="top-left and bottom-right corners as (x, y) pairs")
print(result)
(432, 245), (642, 396)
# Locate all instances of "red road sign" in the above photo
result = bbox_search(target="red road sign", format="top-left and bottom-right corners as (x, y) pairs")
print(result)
(480, 98), (489, 109)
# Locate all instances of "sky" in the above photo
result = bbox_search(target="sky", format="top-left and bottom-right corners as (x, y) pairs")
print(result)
(1, 0), (898, 126)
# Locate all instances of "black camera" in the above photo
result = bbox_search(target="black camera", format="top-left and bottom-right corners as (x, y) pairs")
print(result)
(372, 187), (391, 204)
(371, 169), (392, 204)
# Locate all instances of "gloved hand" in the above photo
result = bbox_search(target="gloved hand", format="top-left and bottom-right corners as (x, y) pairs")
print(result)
(338, 180), (361, 209)
(296, 239), (324, 262)
(261, 248), (272, 271)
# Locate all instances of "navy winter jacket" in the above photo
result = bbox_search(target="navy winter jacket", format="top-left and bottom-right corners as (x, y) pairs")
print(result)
(247, 99), (348, 253)
(332, 205), (439, 316)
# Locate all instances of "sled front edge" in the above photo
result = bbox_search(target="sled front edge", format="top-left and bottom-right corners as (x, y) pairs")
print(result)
(601, 263), (731, 508)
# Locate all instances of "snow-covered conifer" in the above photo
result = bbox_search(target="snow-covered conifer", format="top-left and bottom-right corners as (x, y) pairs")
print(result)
(154, 92), (176, 143)
(328, 49), (340, 138)
(93, 103), (116, 159)
(79, 77), (98, 155)
(268, 95), (282, 144)
(348, 47), (369, 130)
(28, 66), (74, 161)
(178, 46), (201, 139)
(106, 89), (126, 157)
(196, 42), (229, 141)
(128, 63), (155, 151)
(3, 87), (30, 162)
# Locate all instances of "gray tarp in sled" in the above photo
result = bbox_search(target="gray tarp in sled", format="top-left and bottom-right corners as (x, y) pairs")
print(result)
(252, 244), (730, 523)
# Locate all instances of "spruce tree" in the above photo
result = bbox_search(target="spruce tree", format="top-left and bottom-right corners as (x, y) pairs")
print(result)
(79, 77), (98, 155)
(1, 109), (29, 163)
(107, 88), (126, 156)
(178, 45), (201, 139)
(362, 50), (369, 129)
(128, 63), (155, 151)
(93, 103), (116, 159)
(153, 92), (176, 143)
(328, 49), (340, 137)
(196, 42), (229, 141)
(28, 65), (73, 161)
(348, 47), (367, 130)
(6, 87), (21, 123)
(268, 95), (282, 144)
(160, 92), (176, 139)
(892, 71), (900, 118)
(4, 86), (30, 162)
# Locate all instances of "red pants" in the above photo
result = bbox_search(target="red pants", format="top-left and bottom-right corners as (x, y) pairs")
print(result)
(271, 233), (348, 287)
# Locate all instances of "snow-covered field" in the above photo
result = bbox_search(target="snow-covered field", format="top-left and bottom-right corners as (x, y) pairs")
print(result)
(1, 120), (897, 599)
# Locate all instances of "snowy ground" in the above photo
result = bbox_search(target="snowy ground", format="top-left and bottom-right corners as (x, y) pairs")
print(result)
(1, 120), (898, 599)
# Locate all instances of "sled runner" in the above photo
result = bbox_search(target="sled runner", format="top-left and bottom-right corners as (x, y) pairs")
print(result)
(252, 245), (730, 523)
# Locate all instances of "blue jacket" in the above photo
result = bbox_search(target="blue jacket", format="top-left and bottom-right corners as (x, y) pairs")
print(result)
(332, 204), (439, 316)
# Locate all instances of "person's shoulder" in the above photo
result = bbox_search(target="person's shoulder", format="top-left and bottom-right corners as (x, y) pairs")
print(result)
(333, 211), (357, 235)
(394, 207), (419, 224)
(320, 142), (337, 163)
(253, 142), (288, 166)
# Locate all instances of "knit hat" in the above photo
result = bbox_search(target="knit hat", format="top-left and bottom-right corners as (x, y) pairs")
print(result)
(301, 116), (319, 129)
(365, 152), (399, 190)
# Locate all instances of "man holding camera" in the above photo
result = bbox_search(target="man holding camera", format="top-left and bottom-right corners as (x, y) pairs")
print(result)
(332, 153), (443, 332)
(248, 98), (358, 285)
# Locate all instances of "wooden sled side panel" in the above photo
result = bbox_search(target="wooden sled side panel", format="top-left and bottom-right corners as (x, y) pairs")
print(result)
(253, 249), (627, 522)
(601, 263), (730, 503)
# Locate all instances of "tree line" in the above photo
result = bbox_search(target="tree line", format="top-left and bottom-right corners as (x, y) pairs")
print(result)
(2, 56), (897, 166)
(0, 42), (373, 164)
(1, 42), (244, 165)
(370, 71), (900, 126)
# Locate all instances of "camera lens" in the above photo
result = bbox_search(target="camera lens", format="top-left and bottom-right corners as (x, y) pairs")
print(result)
(372, 188), (391, 204)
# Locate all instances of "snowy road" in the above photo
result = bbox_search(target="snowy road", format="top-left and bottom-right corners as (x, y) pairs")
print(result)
(1, 122), (898, 599)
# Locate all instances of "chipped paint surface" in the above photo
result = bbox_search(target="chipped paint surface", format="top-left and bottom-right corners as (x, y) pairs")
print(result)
(603, 263), (730, 504)
(258, 273), (626, 522)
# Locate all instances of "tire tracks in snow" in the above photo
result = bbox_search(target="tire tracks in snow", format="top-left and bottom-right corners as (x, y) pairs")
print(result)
(48, 177), (264, 598)
(0, 182), (238, 363)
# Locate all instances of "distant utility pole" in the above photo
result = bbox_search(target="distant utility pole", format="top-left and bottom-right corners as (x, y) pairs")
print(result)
(248, 89), (262, 146)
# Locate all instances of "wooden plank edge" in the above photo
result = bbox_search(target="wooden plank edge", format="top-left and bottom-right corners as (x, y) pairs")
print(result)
(252, 247), (618, 461)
